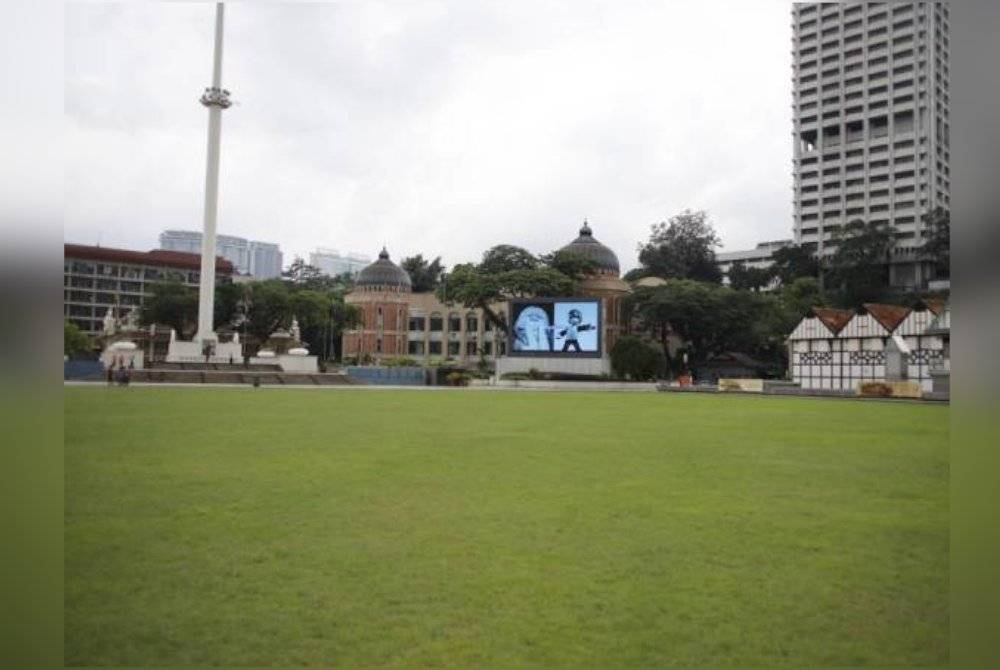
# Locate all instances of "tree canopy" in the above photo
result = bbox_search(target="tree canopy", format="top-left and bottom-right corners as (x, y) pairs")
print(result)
(64, 319), (91, 358)
(826, 219), (896, 306)
(401, 254), (445, 292)
(770, 244), (820, 286)
(921, 207), (950, 279)
(636, 209), (723, 283)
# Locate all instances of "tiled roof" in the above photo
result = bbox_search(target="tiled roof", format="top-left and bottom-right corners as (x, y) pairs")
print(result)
(922, 298), (946, 316)
(811, 307), (854, 334)
(861, 303), (911, 332)
(65, 243), (235, 273)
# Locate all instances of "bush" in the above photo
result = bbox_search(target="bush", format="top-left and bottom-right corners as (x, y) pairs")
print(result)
(382, 356), (418, 367)
(527, 367), (542, 380)
(610, 336), (666, 381)
(445, 371), (470, 386)
(500, 372), (531, 381)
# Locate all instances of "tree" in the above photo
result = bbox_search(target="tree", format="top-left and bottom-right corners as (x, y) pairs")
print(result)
(610, 335), (666, 381)
(921, 207), (950, 279)
(727, 262), (775, 292)
(827, 219), (896, 305)
(327, 300), (363, 361)
(401, 254), (445, 292)
(479, 245), (539, 274)
(64, 319), (91, 358)
(636, 209), (723, 283)
(140, 280), (198, 336)
(214, 282), (244, 331)
(244, 279), (292, 347)
(771, 244), (820, 286)
(438, 246), (577, 333)
(538, 249), (600, 280)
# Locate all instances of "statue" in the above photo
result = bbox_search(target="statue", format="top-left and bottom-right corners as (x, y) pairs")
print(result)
(232, 331), (240, 345)
(102, 307), (116, 336)
(122, 308), (139, 331)
(290, 316), (301, 343)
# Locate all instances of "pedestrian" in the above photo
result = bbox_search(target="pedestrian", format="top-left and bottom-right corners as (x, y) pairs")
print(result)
(107, 363), (114, 386)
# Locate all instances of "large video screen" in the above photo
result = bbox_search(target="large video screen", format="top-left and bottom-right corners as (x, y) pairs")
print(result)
(508, 298), (601, 357)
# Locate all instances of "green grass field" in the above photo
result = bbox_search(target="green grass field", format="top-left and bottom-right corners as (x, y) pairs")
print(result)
(64, 387), (948, 667)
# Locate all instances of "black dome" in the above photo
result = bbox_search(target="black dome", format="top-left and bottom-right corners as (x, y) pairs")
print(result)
(558, 221), (620, 275)
(356, 247), (412, 289)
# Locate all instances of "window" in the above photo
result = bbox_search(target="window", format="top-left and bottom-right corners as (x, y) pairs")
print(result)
(408, 340), (425, 355)
(429, 341), (442, 355)
(429, 313), (443, 331)
(465, 313), (478, 332)
(448, 341), (460, 356)
(448, 313), (461, 332)
(408, 316), (426, 331)
(465, 341), (477, 356)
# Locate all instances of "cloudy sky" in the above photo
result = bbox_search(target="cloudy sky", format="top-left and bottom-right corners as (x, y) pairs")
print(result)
(65, 0), (793, 272)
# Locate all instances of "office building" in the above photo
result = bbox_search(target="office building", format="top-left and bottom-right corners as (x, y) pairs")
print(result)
(159, 230), (283, 279)
(64, 243), (235, 335)
(716, 239), (794, 288)
(791, 2), (950, 288)
(309, 248), (371, 278)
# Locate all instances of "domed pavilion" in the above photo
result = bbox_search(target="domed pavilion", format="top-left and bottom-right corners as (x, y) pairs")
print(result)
(556, 221), (631, 352)
(342, 247), (412, 360)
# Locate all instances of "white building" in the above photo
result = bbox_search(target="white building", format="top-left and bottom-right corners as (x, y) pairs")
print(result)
(716, 240), (794, 288)
(787, 300), (947, 393)
(159, 230), (283, 279)
(309, 248), (371, 278)
(791, 2), (950, 288)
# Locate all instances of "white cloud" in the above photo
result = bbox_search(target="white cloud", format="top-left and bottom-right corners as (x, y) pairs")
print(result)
(64, 0), (794, 271)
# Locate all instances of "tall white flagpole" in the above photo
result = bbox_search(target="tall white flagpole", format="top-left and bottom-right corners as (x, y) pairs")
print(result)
(194, 2), (232, 347)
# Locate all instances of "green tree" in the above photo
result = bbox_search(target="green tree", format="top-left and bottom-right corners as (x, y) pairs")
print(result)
(610, 335), (666, 381)
(438, 247), (576, 333)
(140, 280), (198, 336)
(771, 244), (820, 286)
(727, 262), (776, 292)
(636, 209), (723, 283)
(538, 249), (600, 280)
(64, 319), (91, 358)
(214, 282), (244, 331)
(244, 279), (292, 347)
(401, 254), (446, 292)
(827, 219), (896, 306)
(921, 207), (950, 279)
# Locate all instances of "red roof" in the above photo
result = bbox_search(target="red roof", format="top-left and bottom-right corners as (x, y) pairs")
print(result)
(64, 243), (235, 274)
(861, 303), (911, 332)
(922, 298), (946, 316)
(811, 307), (854, 334)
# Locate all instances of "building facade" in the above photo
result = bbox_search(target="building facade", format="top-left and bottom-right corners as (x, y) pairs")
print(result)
(64, 243), (235, 335)
(716, 240), (794, 288)
(787, 300), (946, 393)
(342, 223), (631, 366)
(309, 248), (371, 278)
(791, 2), (950, 287)
(159, 230), (283, 279)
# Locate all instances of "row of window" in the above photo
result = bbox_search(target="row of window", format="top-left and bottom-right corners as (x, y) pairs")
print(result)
(407, 340), (505, 357)
(405, 315), (497, 332)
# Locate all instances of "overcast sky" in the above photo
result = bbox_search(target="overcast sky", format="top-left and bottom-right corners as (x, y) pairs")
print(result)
(64, 0), (793, 272)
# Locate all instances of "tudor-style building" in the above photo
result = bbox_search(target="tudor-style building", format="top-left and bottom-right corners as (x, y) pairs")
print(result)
(787, 300), (947, 392)
(341, 222), (632, 365)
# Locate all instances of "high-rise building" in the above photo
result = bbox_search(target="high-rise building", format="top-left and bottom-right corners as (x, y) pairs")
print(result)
(309, 248), (371, 278)
(791, 2), (950, 288)
(159, 230), (283, 279)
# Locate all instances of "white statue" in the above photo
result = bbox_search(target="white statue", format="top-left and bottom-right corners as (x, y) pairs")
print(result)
(102, 307), (116, 335)
(232, 331), (240, 345)
(290, 316), (301, 343)
(122, 308), (139, 331)
(169, 328), (177, 342)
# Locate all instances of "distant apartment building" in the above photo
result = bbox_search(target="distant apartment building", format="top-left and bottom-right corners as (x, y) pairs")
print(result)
(309, 248), (371, 277)
(64, 243), (234, 335)
(791, 2), (950, 288)
(716, 240), (794, 287)
(159, 230), (283, 279)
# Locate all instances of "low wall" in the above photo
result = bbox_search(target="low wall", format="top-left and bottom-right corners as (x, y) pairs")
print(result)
(718, 378), (764, 393)
(64, 360), (104, 380)
(495, 356), (611, 377)
(857, 380), (923, 399)
(166, 339), (243, 364)
(493, 379), (657, 392)
(345, 366), (426, 386)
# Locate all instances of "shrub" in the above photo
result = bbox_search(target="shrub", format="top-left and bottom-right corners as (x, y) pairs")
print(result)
(610, 336), (666, 381)
(527, 368), (542, 380)
(383, 356), (418, 368)
(445, 371), (470, 386)
(500, 372), (531, 381)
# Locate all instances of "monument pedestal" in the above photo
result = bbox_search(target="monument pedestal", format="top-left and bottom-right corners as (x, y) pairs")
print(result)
(166, 339), (243, 364)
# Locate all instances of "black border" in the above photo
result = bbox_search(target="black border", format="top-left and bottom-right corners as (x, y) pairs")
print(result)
(507, 297), (603, 358)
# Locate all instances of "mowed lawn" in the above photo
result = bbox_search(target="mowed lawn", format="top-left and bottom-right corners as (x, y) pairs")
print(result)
(64, 387), (948, 667)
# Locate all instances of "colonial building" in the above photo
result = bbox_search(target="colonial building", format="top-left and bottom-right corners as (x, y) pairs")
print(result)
(341, 222), (631, 365)
(64, 243), (235, 335)
(787, 300), (946, 392)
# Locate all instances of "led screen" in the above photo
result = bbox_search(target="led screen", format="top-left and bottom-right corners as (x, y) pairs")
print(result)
(508, 298), (601, 357)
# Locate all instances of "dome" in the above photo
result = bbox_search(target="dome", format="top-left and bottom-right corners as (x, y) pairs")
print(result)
(356, 247), (412, 290)
(558, 221), (620, 275)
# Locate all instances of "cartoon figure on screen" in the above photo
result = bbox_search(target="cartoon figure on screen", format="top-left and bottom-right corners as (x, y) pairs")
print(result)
(556, 308), (595, 352)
